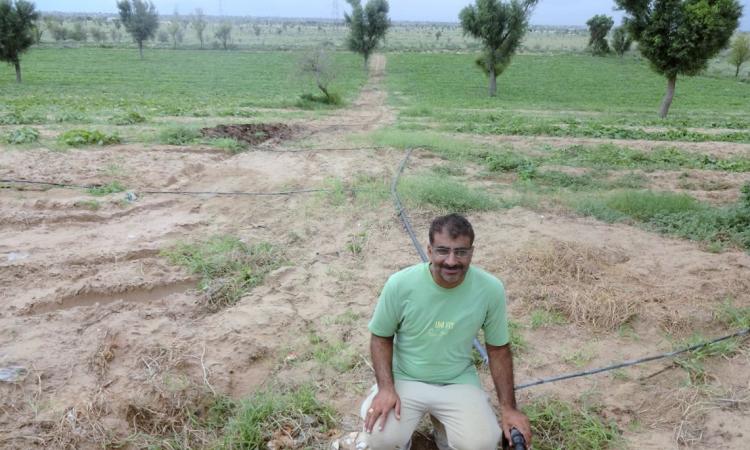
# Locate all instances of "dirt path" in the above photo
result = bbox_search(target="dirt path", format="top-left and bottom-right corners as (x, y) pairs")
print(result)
(1, 53), (749, 450)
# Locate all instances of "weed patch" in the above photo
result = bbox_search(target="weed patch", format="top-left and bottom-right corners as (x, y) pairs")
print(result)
(220, 386), (337, 449)
(159, 126), (201, 145)
(399, 174), (499, 212)
(59, 129), (121, 146)
(109, 111), (147, 125)
(163, 236), (283, 311)
(674, 334), (742, 383)
(4, 127), (39, 144)
(715, 299), (750, 330)
(574, 185), (750, 250)
(206, 137), (247, 154)
(523, 397), (621, 450)
(87, 181), (126, 196)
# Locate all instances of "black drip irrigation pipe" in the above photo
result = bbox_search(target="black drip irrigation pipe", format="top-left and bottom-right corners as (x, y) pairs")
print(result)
(391, 149), (489, 364)
(390, 150), (750, 389)
(0, 178), (355, 197)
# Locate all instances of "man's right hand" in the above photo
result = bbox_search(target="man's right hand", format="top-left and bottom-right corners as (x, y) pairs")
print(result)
(364, 387), (401, 433)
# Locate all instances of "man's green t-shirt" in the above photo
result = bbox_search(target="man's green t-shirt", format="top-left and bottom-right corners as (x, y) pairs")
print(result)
(368, 262), (509, 387)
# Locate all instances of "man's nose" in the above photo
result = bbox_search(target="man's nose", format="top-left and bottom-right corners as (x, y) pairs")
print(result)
(445, 252), (457, 265)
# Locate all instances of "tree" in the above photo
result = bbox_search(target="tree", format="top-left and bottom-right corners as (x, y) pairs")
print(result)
(116, 0), (159, 59)
(615, 0), (742, 118)
(586, 14), (614, 56)
(729, 34), (750, 78)
(167, 18), (183, 49)
(0, 0), (39, 83)
(611, 25), (633, 56)
(191, 8), (206, 49)
(215, 22), (231, 50)
(299, 48), (339, 104)
(344, 0), (390, 69)
(459, 0), (538, 97)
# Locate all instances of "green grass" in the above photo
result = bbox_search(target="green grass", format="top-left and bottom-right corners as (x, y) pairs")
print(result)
(386, 53), (750, 139)
(162, 235), (283, 311)
(87, 181), (126, 196)
(1, 48), (367, 119)
(523, 397), (621, 450)
(398, 174), (500, 212)
(530, 309), (568, 329)
(307, 333), (359, 372)
(159, 126), (202, 145)
(220, 386), (336, 450)
(674, 334), (743, 383)
(715, 299), (750, 330)
(572, 186), (750, 250)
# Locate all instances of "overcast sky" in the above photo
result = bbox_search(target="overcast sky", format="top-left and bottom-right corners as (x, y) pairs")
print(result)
(36, 0), (750, 29)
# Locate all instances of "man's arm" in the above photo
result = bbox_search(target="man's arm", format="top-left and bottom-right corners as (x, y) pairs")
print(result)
(364, 333), (401, 433)
(487, 343), (532, 446)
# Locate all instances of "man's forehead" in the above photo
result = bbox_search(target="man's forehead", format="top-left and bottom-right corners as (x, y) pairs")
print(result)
(431, 229), (472, 245)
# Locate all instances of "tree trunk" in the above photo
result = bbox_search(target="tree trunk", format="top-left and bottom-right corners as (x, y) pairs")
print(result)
(14, 60), (21, 83)
(659, 76), (676, 119)
(488, 64), (497, 97)
(363, 53), (369, 72)
(736, 64), (741, 78)
(138, 40), (144, 59)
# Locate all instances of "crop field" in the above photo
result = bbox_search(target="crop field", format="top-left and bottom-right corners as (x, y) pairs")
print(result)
(1, 22), (750, 450)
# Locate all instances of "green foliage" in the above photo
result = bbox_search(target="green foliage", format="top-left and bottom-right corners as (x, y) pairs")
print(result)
(715, 299), (750, 330)
(308, 333), (359, 372)
(74, 199), (101, 211)
(346, 231), (368, 255)
(59, 129), (121, 146)
(530, 309), (567, 329)
(116, 0), (159, 58)
(206, 137), (246, 154)
(459, 0), (538, 96)
(611, 26), (632, 56)
(586, 14), (614, 56)
(163, 236), (283, 311)
(523, 397), (621, 450)
(674, 334), (741, 383)
(615, 0), (742, 117)
(0, 0), (39, 83)
(344, 0), (391, 65)
(729, 34), (750, 78)
(109, 111), (146, 125)
(4, 126), (38, 144)
(298, 48), (342, 105)
(87, 181), (126, 196)
(399, 174), (499, 212)
(574, 185), (750, 250)
(159, 126), (200, 145)
(219, 386), (336, 450)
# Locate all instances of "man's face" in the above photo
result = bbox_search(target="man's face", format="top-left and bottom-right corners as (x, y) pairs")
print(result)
(428, 229), (473, 289)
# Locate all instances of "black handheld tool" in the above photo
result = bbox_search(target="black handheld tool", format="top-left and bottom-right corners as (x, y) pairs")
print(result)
(501, 427), (527, 450)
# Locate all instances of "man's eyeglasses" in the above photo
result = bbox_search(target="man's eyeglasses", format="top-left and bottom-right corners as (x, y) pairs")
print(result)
(432, 246), (473, 259)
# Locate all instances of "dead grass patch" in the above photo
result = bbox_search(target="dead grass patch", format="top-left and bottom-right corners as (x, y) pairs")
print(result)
(87, 329), (117, 380)
(501, 240), (637, 331)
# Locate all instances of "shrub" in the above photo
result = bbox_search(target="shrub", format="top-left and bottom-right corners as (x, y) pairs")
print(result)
(109, 111), (147, 125)
(159, 126), (201, 145)
(59, 129), (121, 146)
(4, 127), (39, 144)
(87, 181), (126, 196)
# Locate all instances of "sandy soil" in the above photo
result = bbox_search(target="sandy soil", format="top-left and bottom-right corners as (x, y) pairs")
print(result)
(1, 54), (749, 449)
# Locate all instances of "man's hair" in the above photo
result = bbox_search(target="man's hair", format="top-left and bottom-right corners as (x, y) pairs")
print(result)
(429, 214), (475, 246)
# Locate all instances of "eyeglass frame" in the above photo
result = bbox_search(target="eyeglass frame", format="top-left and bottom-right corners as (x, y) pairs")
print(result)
(430, 246), (474, 259)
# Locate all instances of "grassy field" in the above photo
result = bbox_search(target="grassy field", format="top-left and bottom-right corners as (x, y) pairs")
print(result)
(0, 48), (367, 120)
(386, 53), (750, 141)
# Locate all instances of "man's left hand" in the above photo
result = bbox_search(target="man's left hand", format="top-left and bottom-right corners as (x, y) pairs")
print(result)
(501, 407), (532, 448)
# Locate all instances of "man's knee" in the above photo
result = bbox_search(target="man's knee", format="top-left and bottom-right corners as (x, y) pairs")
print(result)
(365, 429), (412, 450)
(449, 428), (501, 450)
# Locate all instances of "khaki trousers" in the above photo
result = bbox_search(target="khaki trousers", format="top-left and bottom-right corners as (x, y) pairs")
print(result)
(358, 380), (502, 450)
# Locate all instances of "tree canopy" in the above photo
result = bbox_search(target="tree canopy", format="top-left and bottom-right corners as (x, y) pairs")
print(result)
(459, 0), (538, 97)
(615, 0), (743, 117)
(611, 26), (633, 56)
(116, 0), (159, 59)
(344, 0), (390, 68)
(192, 8), (206, 49)
(586, 14), (614, 56)
(0, 0), (39, 83)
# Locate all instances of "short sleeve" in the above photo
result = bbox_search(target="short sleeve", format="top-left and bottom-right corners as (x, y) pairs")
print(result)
(482, 281), (509, 346)
(368, 275), (402, 337)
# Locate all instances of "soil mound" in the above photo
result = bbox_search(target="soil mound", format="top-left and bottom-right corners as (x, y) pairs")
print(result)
(200, 123), (294, 145)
